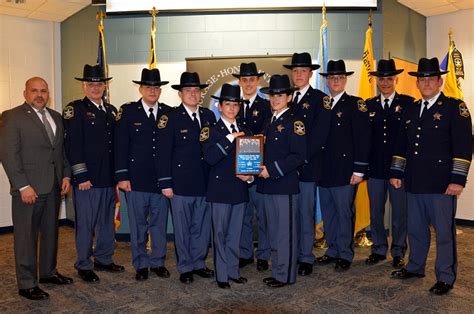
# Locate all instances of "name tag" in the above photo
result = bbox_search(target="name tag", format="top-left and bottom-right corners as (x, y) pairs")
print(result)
(180, 129), (188, 133)
(134, 122), (142, 126)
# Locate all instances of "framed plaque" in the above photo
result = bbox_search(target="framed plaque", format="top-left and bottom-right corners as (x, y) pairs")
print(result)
(235, 136), (264, 175)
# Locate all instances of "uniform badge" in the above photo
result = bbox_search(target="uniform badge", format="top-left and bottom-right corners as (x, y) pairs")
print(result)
(63, 105), (74, 120)
(323, 96), (331, 110)
(395, 105), (402, 113)
(293, 120), (305, 136)
(405, 120), (411, 124)
(437, 100), (443, 106)
(357, 100), (368, 112)
(157, 115), (168, 129)
(253, 110), (259, 117)
(200, 127), (209, 141)
(336, 111), (343, 118)
(369, 112), (376, 117)
(303, 103), (310, 110)
(276, 124), (285, 132)
(459, 102), (470, 118)
(115, 108), (123, 121)
(86, 112), (96, 118)
(433, 112), (442, 121)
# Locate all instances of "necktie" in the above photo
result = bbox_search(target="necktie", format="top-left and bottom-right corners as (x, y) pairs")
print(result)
(271, 116), (277, 124)
(383, 99), (390, 111)
(231, 123), (237, 133)
(192, 112), (201, 129)
(149, 107), (155, 122)
(293, 92), (301, 105)
(39, 109), (54, 144)
(420, 101), (429, 118)
(330, 98), (334, 109)
(243, 100), (250, 119)
(98, 104), (105, 112)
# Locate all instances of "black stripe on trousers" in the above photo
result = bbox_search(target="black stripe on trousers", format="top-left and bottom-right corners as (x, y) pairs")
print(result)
(286, 194), (293, 284)
(450, 196), (458, 285)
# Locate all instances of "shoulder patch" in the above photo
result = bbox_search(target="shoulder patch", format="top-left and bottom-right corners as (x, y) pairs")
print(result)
(459, 102), (470, 118)
(157, 115), (168, 129)
(357, 99), (368, 112)
(63, 105), (74, 119)
(293, 120), (305, 136)
(323, 96), (331, 110)
(200, 127), (210, 141)
(115, 107), (123, 121)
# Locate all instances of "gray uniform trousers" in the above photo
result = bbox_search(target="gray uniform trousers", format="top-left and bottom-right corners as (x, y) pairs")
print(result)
(297, 181), (316, 264)
(367, 178), (407, 257)
(170, 194), (211, 274)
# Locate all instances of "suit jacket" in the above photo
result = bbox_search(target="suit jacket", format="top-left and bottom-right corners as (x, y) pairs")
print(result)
(319, 92), (371, 188)
(290, 86), (331, 183)
(114, 99), (171, 193)
(390, 93), (472, 193)
(63, 97), (117, 187)
(201, 119), (251, 204)
(156, 104), (217, 196)
(256, 110), (307, 195)
(236, 94), (271, 135)
(366, 93), (414, 180)
(1, 103), (71, 195)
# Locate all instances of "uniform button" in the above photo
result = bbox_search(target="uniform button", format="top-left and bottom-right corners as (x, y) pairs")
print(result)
(131, 159), (134, 162)
(438, 160), (442, 163)
(383, 119), (386, 122)
(216, 176), (219, 179)
(178, 164), (181, 167)
(183, 136), (186, 139)
(152, 139), (156, 141)
(414, 151), (418, 155)
(337, 123), (341, 126)
(153, 131), (156, 134)
(343, 154), (346, 157)
(109, 141), (112, 144)
(303, 115), (306, 118)
(108, 150), (111, 153)
(435, 125), (438, 129)
(201, 157), (204, 160)
(416, 135), (420, 138)
(152, 154), (155, 157)
(383, 133), (387, 136)
(415, 143), (419, 146)
(136, 129), (139, 132)
(275, 138), (278, 140)
(152, 146), (155, 149)
(108, 132), (111, 135)
(383, 140), (387, 143)
(92, 122), (95, 125)
(106, 123), (109, 126)
(417, 127), (421, 130)
(383, 126), (387, 129)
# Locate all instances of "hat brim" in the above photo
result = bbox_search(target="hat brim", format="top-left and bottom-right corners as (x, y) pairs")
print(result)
(283, 64), (320, 70)
(210, 95), (244, 103)
(369, 69), (404, 77)
(319, 71), (354, 77)
(171, 83), (209, 90)
(260, 86), (296, 95)
(407, 71), (448, 77)
(75, 77), (112, 82)
(232, 72), (265, 78)
(132, 80), (169, 86)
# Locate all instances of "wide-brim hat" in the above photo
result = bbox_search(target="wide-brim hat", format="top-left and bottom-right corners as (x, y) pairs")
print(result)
(232, 62), (265, 78)
(408, 57), (448, 77)
(370, 59), (404, 77)
(132, 68), (169, 86)
(319, 59), (354, 76)
(211, 83), (244, 103)
(283, 52), (320, 70)
(260, 74), (296, 95)
(171, 72), (208, 90)
(75, 64), (112, 82)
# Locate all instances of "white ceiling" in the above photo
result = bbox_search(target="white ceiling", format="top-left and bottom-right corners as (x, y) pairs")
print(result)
(397, 0), (474, 17)
(0, 0), (90, 22)
(0, 0), (473, 22)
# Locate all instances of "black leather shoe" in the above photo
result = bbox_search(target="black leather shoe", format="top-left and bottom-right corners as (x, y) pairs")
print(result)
(256, 259), (269, 271)
(239, 258), (254, 268)
(316, 254), (336, 265)
(150, 266), (170, 278)
(135, 268), (149, 281)
(18, 286), (49, 300)
(217, 281), (231, 289)
(365, 253), (386, 265)
(39, 272), (73, 285)
(266, 279), (286, 288)
(392, 256), (406, 268)
(263, 277), (275, 284)
(429, 281), (453, 295)
(230, 276), (248, 284)
(78, 269), (100, 283)
(298, 262), (313, 276)
(391, 268), (425, 279)
(335, 259), (351, 272)
(193, 267), (214, 278)
(94, 262), (125, 273)
(179, 272), (194, 284)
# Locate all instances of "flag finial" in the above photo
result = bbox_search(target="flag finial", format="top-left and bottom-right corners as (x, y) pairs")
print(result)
(448, 28), (453, 45)
(368, 10), (373, 27)
(149, 6), (159, 17)
(96, 10), (106, 25)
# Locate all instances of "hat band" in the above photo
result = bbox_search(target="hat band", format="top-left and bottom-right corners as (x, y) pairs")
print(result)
(84, 77), (106, 81)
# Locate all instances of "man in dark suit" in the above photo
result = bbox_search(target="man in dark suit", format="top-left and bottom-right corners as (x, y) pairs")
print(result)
(63, 64), (124, 283)
(316, 60), (371, 271)
(390, 57), (472, 295)
(233, 62), (272, 271)
(115, 68), (172, 281)
(157, 72), (216, 284)
(284, 52), (331, 276)
(365, 59), (414, 268)
(1, 77), (73, 300)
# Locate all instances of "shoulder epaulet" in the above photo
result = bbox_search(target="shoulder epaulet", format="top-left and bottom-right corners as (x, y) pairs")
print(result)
(366, 96), (378, 102)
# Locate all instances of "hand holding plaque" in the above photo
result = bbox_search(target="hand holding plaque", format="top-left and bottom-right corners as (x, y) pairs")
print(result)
(235, 136), (264, 175)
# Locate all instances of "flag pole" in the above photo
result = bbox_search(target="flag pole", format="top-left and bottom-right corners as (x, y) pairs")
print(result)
(148, 7), (159, 69)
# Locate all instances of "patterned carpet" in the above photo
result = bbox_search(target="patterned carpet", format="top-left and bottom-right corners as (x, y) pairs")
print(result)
(1, 226), (474, 313)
